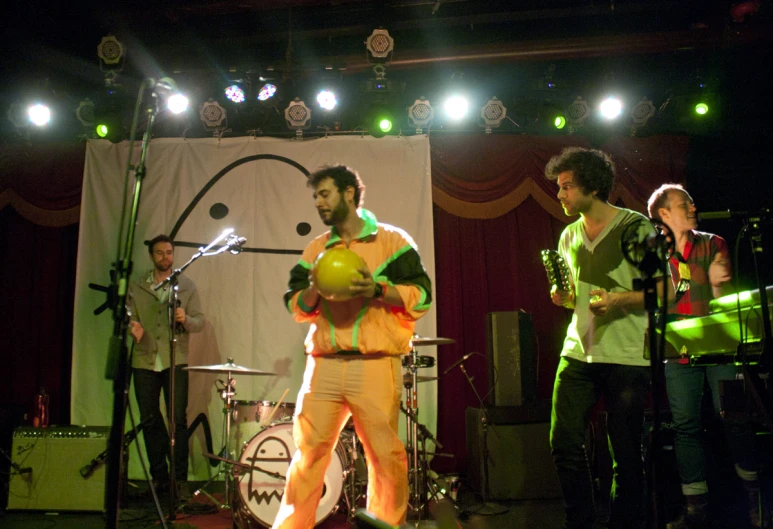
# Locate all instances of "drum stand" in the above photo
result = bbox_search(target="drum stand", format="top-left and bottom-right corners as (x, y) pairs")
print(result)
(341, 426), (367, 520)
(193, 370), (237, 508)
(403, 347), (443, 522)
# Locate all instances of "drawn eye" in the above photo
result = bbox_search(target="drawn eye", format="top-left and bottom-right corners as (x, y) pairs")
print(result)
(296, 222), (311, 236)
(210, 203), (229, 219)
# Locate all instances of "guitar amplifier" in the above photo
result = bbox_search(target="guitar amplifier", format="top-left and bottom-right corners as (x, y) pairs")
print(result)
(7, 426), (109, 511)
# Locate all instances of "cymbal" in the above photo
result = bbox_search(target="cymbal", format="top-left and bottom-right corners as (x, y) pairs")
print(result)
(411, 336), (455, 347)
(184, 358), (276, 376)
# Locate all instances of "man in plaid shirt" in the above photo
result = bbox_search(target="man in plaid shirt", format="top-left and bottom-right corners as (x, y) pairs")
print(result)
(648, 184), (760, 529)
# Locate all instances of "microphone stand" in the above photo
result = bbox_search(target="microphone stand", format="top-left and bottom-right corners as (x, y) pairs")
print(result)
(153, 229), (241, 514)
(457, 361), (508, 516)
(103, 79), (166, 529)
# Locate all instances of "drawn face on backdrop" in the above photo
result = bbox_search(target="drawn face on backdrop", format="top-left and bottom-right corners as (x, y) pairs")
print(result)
(169, 155), (314, 253)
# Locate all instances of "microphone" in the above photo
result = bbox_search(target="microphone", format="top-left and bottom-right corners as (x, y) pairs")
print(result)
(225, 235), (247, 255)
(443, 352), (475, 376)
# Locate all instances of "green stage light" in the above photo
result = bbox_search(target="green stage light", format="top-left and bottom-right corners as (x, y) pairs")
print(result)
(96, 124), (109, 138)
(367, 105), (395, 138)
(695, 102), (709, 115)
(378, 118), (393, 133)
(554, 115), (567, 129)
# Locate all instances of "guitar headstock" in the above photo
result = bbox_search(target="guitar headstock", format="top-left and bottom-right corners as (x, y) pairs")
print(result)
(541, 249), (571, 292)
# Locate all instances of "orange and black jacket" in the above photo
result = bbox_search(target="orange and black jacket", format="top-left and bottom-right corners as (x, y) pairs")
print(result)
(284, 209), (432, 356)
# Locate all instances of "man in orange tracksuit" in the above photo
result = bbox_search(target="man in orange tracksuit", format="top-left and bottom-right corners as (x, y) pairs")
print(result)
(272, 164), (432, 529)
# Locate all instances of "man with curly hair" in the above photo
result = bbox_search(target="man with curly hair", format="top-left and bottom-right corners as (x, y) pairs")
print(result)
(545, 147), (663, 529)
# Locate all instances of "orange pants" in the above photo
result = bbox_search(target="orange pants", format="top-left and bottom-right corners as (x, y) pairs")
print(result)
(271, 354), (407, 529)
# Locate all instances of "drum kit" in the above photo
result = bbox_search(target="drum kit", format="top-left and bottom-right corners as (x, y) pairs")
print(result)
(183, 335), (454, 528)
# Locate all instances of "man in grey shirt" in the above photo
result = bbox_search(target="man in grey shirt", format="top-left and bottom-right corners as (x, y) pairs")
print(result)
(546, 147), (663, 529)
(129, 234), (205, 501)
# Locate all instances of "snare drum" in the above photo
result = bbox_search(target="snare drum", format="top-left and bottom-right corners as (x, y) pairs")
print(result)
(231, 401), (296, 454)
(232, 422), (347, 528)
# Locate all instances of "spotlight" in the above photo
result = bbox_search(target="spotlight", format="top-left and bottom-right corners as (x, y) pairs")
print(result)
(257, 83), (277, 101)
(480, 97), (507, 132)
(566, 97), (589, 128)
(96, 124), (109, 138)
(408, 97), (434, 132)
(600, 97), (623, 120)
(316, 90), (337, 111)
(631, 97), (656, 125)
(444, 95), (469, 121)
(366, 105), (394, 138)
(167, 94), (189, 114)
(225, 84), (246, 104)
(28, 104), (51, 126)
(694, 102), (709, 115)
(365, 29), (394, 60)
(199, 99), (227, 130)
(285, 98), (312, 132)
(76, 98), (95, 127)
(97, 35), (125, 71)
(554, 115), (567, 129)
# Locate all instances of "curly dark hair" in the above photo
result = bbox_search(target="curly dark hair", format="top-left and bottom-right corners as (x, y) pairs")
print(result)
(307, 164), (366, 207)
(647, 183), (690, 223)
(148, 234), (174, 254)
(544, 147), (615, 202)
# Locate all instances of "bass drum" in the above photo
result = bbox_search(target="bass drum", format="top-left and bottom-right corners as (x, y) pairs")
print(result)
(232, 421), (346, 528)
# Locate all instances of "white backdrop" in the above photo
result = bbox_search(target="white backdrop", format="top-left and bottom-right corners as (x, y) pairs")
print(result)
(71, 135), (437, 480)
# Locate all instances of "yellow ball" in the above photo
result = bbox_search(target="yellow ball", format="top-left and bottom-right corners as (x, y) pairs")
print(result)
(311, 248), (366, 301)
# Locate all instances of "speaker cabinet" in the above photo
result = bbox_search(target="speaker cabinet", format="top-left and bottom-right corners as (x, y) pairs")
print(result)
(485, 311), (537, 406)
(7, 426), (109, 511)
(465, 403), (561, 500)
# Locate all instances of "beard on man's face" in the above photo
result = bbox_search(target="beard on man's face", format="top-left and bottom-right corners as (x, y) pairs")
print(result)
(322, 200), (350, 226)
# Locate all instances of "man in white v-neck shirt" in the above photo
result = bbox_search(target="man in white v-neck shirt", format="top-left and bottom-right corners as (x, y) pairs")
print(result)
(546, 147), (661, 529)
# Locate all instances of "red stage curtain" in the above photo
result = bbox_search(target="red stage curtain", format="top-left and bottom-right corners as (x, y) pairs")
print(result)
(1, 142), (84, 428)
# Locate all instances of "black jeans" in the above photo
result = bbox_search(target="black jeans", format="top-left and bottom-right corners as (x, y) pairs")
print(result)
(550, 357), (650, 529)
(133, 366), (189, 482)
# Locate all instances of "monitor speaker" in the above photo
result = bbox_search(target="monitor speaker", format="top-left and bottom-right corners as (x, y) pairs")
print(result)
(7, 426), (109, 511)
(485, 311), (537, 406)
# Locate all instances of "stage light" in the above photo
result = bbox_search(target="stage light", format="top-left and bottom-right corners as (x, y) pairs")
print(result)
(317, 90), (337, 111)
(600, 97), (623, 120)
(365, 29), (394, 59)
(631, 97), (656, 125)
(225, 84), (246, 104)
(199, 99), (227, 129)
(480, 97), (507, 132)
(285, 98), (312, 133)
(366, 105), (394, 138)
(694, 102), (709, 115)
(408, 97), (434, 132)
(167, 94), (189, 114)
(28, 104), (51, 126)
(75, 99), (95, 127)
(257, 83), (277, 101)
(97, 35), (125, 71)
(554, 115), (567, 129)
(96, 124), (109, 138)
(566, 97), (589, 127)
(444, 95), (469, 121)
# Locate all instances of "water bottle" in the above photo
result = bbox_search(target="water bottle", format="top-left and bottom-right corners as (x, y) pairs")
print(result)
(32, 388), (49, 428)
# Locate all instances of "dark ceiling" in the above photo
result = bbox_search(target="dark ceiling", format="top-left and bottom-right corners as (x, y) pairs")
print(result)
(3, 0), (772, 140)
